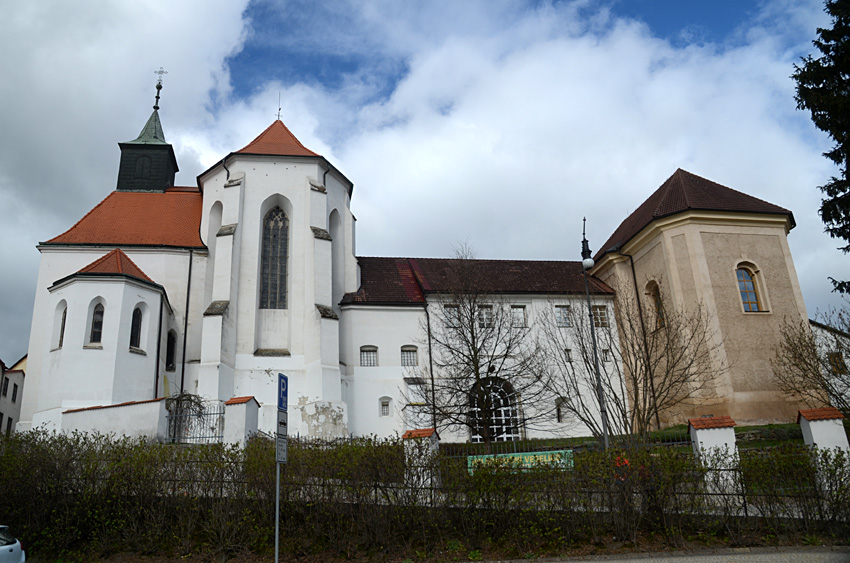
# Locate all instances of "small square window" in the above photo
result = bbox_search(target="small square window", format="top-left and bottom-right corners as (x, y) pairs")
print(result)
(401, 346), (418, 367)
(477, 305), (494, 328)
(555, 306), (571, 328)
(592, 305), (609, 328)
(564, 349), (573, 363)
(511, 306), (526, 327)
(360, 347), (378, 367)
(601, 348), (611, 362)
(828, 352), (848, 375)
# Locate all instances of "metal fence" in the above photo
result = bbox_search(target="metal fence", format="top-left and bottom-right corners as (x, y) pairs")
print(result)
(167, 399), (225, 444)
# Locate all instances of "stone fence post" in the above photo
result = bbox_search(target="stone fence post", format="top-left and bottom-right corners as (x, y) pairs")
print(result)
(224, 396), (259, 448)
(798, 407), (848, 452)
(689, 415), (738, 494)
(402, 428), (440, 493)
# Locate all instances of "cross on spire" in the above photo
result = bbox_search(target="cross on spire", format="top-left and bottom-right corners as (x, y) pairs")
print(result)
(153, 67), (168, 110)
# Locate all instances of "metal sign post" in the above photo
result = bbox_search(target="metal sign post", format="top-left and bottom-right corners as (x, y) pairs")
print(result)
(275, 373), (288, 563)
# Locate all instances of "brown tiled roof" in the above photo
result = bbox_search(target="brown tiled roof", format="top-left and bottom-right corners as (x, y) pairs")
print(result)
(64, 397), (165, 414)
(688, 416), (736, 430)
(77, 248), (154, 283)
(403, 428), (438, 439)
(341, 257), (613, 305)
(43, 187), (204, 249)
(236, 120), (320, 157)
(597, 169), (794, 260)
(798, 407), (844, 422)
(225, 396), (258, 406)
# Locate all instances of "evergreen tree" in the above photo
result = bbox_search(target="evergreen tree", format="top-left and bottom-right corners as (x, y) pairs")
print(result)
(793, 0), (850, 292)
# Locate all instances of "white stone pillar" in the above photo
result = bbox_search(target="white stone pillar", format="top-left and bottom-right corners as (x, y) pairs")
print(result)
(798, 407), (849, 452)
(224, 396), (259, 448)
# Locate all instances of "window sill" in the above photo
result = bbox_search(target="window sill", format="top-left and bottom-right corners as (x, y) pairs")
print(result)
(50, 346), (63, 352)
(83, 344), (103, 350)
(129, 347), (147, 356)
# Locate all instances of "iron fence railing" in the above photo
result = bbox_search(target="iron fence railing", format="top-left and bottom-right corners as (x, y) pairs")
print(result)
(167, 400), (225, 444)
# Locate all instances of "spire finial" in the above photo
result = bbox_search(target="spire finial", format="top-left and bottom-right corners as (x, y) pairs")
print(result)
(276, 91), (282, 120)
(153, 67), (168, 110)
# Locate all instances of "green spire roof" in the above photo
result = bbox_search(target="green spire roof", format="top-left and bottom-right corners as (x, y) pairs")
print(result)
(125, 109), (167, 145)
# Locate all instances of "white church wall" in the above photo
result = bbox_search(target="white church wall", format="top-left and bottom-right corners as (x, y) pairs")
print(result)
(340, 305), (425, 437)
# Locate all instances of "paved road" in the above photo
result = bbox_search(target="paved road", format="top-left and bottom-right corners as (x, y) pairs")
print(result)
(486, 547), (850, 563)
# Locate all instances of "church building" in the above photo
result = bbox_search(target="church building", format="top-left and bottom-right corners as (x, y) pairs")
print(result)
(17, 87), (811, 442)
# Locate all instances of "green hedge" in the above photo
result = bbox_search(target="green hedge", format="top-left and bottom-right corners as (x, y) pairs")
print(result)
(0, 431), (847, 561)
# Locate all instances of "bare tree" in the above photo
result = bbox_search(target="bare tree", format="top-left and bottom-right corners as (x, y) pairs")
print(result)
(406, 246), (554, 448)
(771, 306), (850, 417)
(540, 286), (725, 440)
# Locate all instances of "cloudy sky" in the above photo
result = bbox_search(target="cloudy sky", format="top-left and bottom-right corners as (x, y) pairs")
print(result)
(0, 0), (846, 363)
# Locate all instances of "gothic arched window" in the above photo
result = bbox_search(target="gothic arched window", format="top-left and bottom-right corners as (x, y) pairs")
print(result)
(130, 307), (143, 349)
(90, 304), (104, 344)
(260, 207), (289, 309)
(469, 377), (520, 443)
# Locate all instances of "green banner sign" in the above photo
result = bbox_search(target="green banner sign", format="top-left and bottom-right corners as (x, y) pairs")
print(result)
(467, 449), (573, 474)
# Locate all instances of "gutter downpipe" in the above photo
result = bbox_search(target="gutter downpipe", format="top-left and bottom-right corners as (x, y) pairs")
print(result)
(619, 249), (661, 431)
(408, 260), (438, 430)
(181, 249), (193, 394)
(154, 293), (164, 399)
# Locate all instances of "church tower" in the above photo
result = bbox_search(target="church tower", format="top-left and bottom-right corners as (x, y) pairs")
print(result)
(196, 120), (358, 437)
(116, 80), (178, 192)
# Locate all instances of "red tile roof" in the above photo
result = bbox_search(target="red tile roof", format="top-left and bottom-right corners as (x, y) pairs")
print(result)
(342, 257), (613, 305)
(77, 248), (154, 283)
(43, 187), (204, 248)
(403, 428), (438, 439)
(597, 169), (794, 260)
(798, 407), (844, 422)
(688, 416), (736, 430)
(63, 397), (165, 414)
(225, 396), (258, 406)
(236, 120), (320, 157)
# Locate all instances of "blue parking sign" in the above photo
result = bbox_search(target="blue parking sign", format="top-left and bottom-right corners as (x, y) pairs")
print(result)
(278, 373), (288, 412)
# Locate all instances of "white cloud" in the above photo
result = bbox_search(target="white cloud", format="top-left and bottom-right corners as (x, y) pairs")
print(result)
(1, 0), (844, 363)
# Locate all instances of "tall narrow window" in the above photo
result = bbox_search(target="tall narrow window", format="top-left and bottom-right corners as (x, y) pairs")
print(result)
(380, 397), (391, 417)
(260, 207), (289, 309)
(11, 384), (17, 403)
(511, 305), (526, 327)
(166, 330), (177, 371)
(737, 268), (761, 312)
(648, 283), (665, 329)
(130, 307), (143, 349)
(90, 304), (104, 344)
(592, 305), (609, 328)
(58, 307), (67, 349)
(1, 377), (7, 396)
(444, 305), (460, 327)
